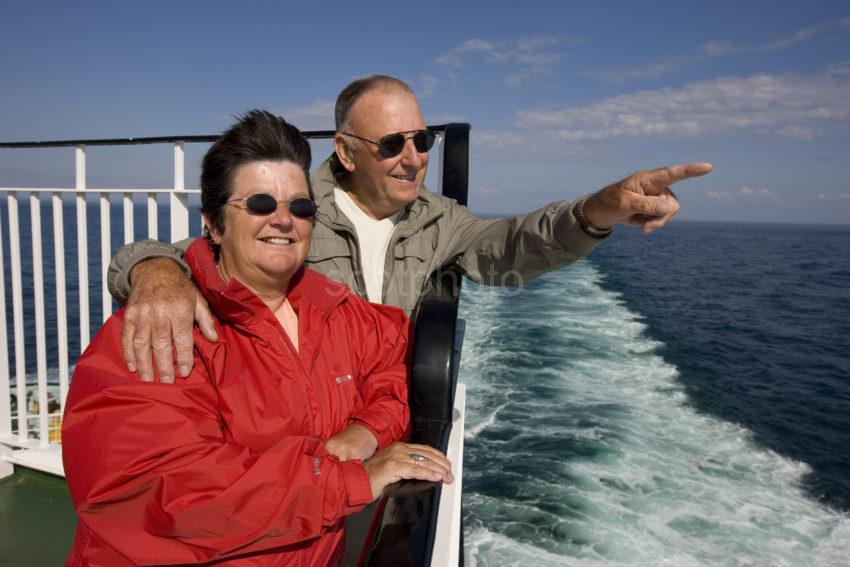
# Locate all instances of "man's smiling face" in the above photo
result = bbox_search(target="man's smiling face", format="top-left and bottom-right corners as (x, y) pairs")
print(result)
(342, 87), (430, 220)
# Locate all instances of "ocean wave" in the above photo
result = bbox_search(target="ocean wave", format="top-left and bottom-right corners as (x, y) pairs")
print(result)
(459, 261), (850, 565)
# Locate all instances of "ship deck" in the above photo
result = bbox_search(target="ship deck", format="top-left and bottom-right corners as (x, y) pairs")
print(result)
(0, 468), (75, 564)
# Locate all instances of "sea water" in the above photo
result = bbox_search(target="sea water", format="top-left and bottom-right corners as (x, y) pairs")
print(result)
(3, 200), (850, 565)
(461, 222), (850, 565)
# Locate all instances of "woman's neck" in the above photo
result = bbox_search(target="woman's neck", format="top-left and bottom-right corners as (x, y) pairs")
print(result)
(216, 260), (299, 351)
(216, 260), (289, 313)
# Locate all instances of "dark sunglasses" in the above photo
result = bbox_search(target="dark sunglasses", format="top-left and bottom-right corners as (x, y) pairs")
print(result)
(226, 194), (317, 218)
(342, 129), (436, 158)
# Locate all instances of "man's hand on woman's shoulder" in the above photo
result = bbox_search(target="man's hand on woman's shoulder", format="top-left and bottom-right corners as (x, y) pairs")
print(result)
(121, 257), (217, 383)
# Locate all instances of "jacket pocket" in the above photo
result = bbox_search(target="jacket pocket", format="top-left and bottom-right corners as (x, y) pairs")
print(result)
(393, 232), (433, 262)
(307, 237), (351, 263)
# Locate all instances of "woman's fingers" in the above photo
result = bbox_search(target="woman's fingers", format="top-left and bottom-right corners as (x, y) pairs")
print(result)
(405, 444), (453, 482)
(364, 443), (454, 501)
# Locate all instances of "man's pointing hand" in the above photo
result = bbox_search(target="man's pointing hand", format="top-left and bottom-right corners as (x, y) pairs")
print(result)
(582, 162), (713, 234)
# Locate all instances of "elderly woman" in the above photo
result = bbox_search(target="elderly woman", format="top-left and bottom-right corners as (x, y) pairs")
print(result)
(62, 110), (452, 566)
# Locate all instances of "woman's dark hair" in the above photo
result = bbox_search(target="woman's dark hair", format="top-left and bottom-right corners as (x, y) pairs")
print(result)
(201, 110), (312, 234)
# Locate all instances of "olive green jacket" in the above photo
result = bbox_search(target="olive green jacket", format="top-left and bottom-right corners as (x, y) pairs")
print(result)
(108, 155), (607, 315)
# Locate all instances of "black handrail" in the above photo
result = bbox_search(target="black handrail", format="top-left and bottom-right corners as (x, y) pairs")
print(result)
(357, 123), (469, 567)
(0, 125), (451, 149)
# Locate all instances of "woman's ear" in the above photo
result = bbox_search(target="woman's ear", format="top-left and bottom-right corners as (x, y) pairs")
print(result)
(333, 133), (357, 173)
(202, 215), (222, 244)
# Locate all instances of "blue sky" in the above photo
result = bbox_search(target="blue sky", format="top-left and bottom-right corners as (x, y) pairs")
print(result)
(2, 0), (849, 224)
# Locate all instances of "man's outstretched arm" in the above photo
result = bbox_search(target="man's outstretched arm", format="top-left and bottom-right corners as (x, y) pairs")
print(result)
(108, 239), (217, 383)
(449, 162), (713, 286)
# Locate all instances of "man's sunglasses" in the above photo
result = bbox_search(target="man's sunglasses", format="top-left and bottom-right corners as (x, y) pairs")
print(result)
(342, 129), (436, 158)
(226, 194), (317, 218)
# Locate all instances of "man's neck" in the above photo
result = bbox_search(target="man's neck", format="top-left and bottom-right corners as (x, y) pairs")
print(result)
(339, 179), (397, 221)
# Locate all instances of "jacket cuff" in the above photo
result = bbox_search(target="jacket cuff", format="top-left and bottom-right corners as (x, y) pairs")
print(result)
(107, 240), (191, 305)
(338, 459), (373, 508)
(349, 415), (392, 450)
(553, 198), (611, 257)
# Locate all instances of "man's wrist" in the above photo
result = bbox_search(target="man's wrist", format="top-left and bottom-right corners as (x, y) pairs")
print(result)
(129, 257), (187, 286)
(573, 196), (614, 238)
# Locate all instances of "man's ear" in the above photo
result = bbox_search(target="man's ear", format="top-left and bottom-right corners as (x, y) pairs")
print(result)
(333, 133), (357, 173)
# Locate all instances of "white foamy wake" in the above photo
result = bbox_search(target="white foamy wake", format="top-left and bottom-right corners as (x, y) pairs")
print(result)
(458, 262), (850, 566)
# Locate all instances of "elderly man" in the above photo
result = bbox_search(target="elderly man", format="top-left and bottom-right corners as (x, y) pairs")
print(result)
(108, 74), (712, 383)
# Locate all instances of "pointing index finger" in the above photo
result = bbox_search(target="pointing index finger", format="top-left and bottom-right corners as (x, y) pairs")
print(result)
(645, 162), (713, 190)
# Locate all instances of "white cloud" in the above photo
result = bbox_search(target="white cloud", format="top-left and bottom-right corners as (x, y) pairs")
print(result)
(583, 56), (696, 84)
(418, 74), (440, 98)
(504, 66), (850, 152)
(699, 18), (850, 56)
(817, 193), (850, 201)
(434, 39), (497, 68)
(434, 35), (565, 87)
(587, 17), (850, 83)
(473, 186), (500, 195)
(276, 99), (335, 130)
(707, 187), (777, 202)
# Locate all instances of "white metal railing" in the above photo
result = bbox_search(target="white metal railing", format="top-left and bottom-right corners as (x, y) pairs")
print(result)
(0, 141), (197, 477)
(0, 132), (450, 478)
(1, 130), (464, 566)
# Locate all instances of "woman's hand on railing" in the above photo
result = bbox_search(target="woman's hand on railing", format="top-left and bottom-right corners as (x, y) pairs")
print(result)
(364, 443), (453, 502)
(121, 258), (218, 383)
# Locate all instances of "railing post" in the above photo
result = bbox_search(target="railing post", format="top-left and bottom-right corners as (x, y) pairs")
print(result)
(7, 192), (26, 440)
(100, 192), (111, 322)
(147, 192), (158, 239)
(30, 193), (49, 448)
(76, 145), (90, 350)
(0, 203), (10, 440)
(52, 192), (69, 413)
(439, 124), (470, 207)
(170, 141), (190, 242)
(436, 132), (445, 196)
(123, 192), (134, 244)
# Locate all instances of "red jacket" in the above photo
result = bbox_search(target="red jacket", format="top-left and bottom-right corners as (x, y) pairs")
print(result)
(62, 238), (410, 566)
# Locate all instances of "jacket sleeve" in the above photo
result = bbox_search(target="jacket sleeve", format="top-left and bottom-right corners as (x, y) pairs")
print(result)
(107, 238), (194, 305)
(345, 300), (411, 449)
(62, 313), (372, 566)
(440, 196), (609, 286)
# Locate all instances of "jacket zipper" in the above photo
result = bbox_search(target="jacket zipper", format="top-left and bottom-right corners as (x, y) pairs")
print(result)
(348, 231), (368, 300)
(381, 231), (401, 305)
(266, 313), (319, 437)
(270, 299), (343, 434)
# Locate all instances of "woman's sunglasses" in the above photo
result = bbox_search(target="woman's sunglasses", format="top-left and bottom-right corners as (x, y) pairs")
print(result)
(342, 129), (436, 158)
(226, 194), (317, 218)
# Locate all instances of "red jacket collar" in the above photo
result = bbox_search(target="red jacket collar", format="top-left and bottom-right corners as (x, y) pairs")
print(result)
(183, 238), (349, 324)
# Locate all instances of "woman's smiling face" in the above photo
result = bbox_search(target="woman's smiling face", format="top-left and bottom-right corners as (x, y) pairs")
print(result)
(209, 160), (313, 290)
